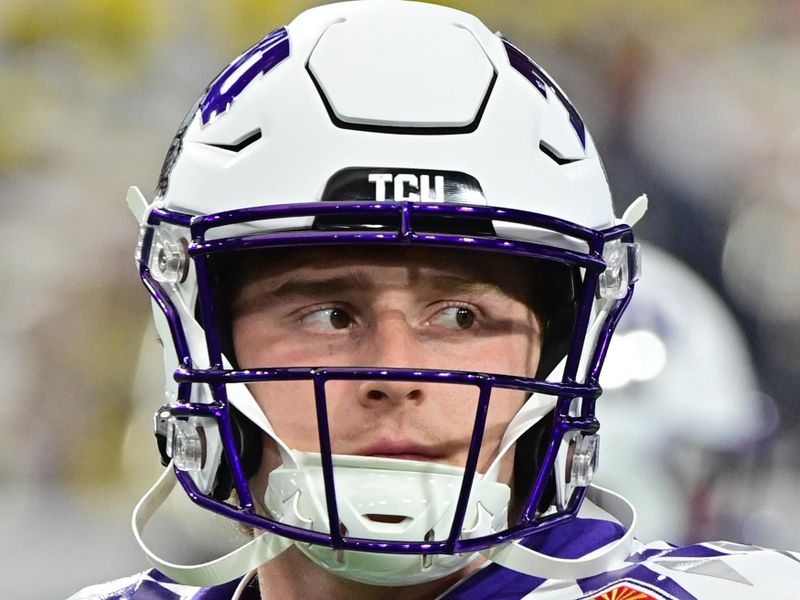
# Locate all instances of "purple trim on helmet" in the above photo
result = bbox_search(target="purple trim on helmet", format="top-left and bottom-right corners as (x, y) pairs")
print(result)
(220, 388), (255, 509)
(563, 268), (601, 382)
(587, 287), (633, 406)
(195, 229), (602, 272)
(503, 41), (586, 149)
(312, 374), (344, 547)
(188, 202), (608, 274)
(193, 254), (223, 365)
(199, 28), (290, 126)
(504, 42), (548, 99)
(140, 200), (636, 557)
(446, 381), (491, 550)
(521, 420), (561, 523)
(174, 366), (600, 398)
(148, 206), (193, 227)
(168, 365), (600, 553)
(191, 201), (603, 243)
(140, 260), (192, 371)
(192, 251), (256, 507)
(585, 230), (636, 414)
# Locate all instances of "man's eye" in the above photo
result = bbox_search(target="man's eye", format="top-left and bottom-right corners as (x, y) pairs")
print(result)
(431, 306), (476, 330)
(301, 308), (353, 331)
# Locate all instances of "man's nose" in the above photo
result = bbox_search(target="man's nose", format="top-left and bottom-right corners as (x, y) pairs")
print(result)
(355, 311), (426, 407)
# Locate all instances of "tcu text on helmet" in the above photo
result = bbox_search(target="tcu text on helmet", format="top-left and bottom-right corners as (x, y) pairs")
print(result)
(368, 173), (445, 202)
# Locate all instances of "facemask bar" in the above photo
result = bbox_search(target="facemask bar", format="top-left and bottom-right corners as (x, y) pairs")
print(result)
(137, 200), (636, 556)
(166, 367), (599, 554)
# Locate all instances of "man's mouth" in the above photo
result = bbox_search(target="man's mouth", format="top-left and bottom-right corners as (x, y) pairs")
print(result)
(352, 439), (448, 463)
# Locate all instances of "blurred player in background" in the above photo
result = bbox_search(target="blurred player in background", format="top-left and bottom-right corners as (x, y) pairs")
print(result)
(596, 243), (770, 543)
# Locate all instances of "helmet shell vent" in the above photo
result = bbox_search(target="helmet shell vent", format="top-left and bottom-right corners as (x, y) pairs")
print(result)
(307, 5), (495, 130)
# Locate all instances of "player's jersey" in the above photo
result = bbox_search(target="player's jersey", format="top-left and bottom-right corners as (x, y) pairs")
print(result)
(68, 515), (800, 600)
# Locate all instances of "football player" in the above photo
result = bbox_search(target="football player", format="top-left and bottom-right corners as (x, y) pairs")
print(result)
(70, 2), (800, 598)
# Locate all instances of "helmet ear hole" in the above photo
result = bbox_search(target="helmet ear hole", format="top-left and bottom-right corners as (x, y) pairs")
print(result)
(212, 406), (263, 502)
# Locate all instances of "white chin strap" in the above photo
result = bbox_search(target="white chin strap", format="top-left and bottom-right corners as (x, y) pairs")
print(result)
(265, 452), (510, 586)
(132, 462), (635, 588)
(132, 464), (292, 586)
(479, 485), (636, 580)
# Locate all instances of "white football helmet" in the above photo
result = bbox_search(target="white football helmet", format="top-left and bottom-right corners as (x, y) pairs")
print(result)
(129, 0), (643, 587)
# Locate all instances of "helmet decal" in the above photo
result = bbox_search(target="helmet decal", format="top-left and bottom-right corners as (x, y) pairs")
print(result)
(321, 167), (486, 204)
(156, 104), (196, 198)
(199, 27), (290, 126)
(504, 40), (586, 149)
(156, 27), (289, 198)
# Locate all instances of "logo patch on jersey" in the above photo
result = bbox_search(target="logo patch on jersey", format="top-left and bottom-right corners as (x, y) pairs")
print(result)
(592, 584), (662, 600)
(321, 167), (485, 204)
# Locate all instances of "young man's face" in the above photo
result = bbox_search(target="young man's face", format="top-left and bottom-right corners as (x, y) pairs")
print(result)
(230, 246), (542, 483)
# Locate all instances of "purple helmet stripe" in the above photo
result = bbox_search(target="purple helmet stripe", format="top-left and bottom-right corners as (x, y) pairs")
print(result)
(504, 40), (587, 149)
(199, 27), (290, 126)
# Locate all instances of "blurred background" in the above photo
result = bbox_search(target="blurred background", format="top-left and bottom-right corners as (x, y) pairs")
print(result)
(1, 0), (798, 597)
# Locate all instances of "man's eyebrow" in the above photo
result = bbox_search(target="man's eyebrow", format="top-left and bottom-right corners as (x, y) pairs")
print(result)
(258, 273), (377, 299)
(427, 275), (506, 295)
(254, 272), (506, 300)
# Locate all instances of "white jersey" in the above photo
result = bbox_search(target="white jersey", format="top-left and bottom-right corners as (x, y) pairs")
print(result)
(69, 512), (800, 599)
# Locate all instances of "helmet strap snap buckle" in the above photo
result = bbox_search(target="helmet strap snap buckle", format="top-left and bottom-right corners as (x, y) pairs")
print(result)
(166, 416), (206, 472)
(567, 432), (599, 487)
(598, 241), (641, 299)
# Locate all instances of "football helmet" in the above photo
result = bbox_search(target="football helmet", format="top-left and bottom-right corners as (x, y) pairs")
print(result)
(130, 0), (643, 586)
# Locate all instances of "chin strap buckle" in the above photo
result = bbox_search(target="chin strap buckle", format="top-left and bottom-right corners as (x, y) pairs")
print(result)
(153, 406), (206, 472)
(569, 432), (599, 488)
(598, 241), (641, 300)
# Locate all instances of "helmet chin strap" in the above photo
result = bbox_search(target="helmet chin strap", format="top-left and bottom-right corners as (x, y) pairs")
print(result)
(265, 453), (510, 587)
(132, 463), (291, 586)
(132, 463), (635, 587)
(479, 484), (636, 580)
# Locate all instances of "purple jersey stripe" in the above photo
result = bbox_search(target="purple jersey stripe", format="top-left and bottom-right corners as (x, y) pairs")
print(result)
(443, 517), (626, 598)
(147, 569), (174, 583)
(516, 517), (627, 560)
